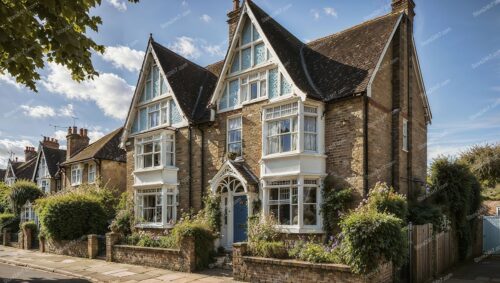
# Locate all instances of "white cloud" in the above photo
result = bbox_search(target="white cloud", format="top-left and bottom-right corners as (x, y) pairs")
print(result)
(311, 9), (320, 20)
(107, 0), (127, 11)
(20, 105), (56, 118)
(41, 62), (134, 120)
(181, 0), (188, 7)
(0, 74), (23, 90)
(0, 138), (34, 167)
(53, 130), (68, 143)
(169, 36), (201, 59)
(203, 44), (224, 57)
(88, 129), (105, 143)
(59, 104), (74, 117)
(100, 45), (145, 72)
(323, 7), (338, 18)
(200, 14), (212, 23)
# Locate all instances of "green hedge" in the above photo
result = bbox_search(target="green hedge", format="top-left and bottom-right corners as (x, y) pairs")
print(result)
(20, 221), (37, 233)
(9, 180), (43, 215)
(366, 182), (408, 221)
(340, 208), (407, 274)
(171, 218), (216, 269)
(0, 183), (11, 213)
(0, 213), (19, 232)
(36, 193), (107, 240)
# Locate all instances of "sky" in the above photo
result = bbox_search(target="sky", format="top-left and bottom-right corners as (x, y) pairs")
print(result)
(0, 0), (499, 168)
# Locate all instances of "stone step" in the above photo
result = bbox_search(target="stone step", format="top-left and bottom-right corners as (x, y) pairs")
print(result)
(209, 254), (233, 270)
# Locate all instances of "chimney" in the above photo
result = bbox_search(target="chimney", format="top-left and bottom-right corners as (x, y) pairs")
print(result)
(42, 137), (60, 149)
(227, 0), (242, 42)
(392, 0), (415, 21)
(66, 126), (90, 159)
(24, 146), (37, 161)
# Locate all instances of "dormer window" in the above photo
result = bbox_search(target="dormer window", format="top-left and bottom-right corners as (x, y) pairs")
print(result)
(132, 99), (182, 133)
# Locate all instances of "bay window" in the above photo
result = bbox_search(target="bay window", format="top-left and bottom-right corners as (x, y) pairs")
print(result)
(264, 103), (299, 155)
(304, 106), (318, 152)
(266, 178), (320, 228)
(227, 116), (242, 156)
(136, 187), (177, 226)
(135, 134), (175, 170)
(71, 165), (82, 186)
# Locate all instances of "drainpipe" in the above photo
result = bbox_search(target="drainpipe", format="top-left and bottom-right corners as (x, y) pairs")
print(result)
(406, 16), (413, 199)
(188, 126), (193, 208)
(199, 126), (206, 208)
(363, 94), (369, 197)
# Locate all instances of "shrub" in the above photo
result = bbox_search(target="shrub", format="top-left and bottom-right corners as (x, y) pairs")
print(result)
(9, 180), (43, 215)
(367, 182), (408, 221)
(247, 214), (279, 243)
(459, 143), (500, 188)
(340, 208), (407, 274)
(20, 221), (37, 233)
(0, 213), (19, 232)
(408, 203), (445, 231)
(73, 183), (119, 220)
(171, 216), (216, 269)
(251, 241), (288, 258)
(321, 186), (353, 237)
(36, 193), (107, 240)
(289, 240), (341, 263)
(0, 183), (11, 213)
(109, 209), (134, 235)
(196, 194), (221, 233)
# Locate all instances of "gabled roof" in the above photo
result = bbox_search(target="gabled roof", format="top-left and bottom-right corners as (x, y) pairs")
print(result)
(34, 146), (66, 179)
(247, 0), (402, 101)
(62, 128), (126, 165)
(11, 157), (37, 180)
(229, 160), (259, 186)
(151, 41), (219, 122)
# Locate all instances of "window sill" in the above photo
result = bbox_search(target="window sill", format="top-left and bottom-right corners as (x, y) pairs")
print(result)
(135, 223), (174, 229)
(267, 94), (297, 104)
(241, 96), (268, 106)
(134, 166), (179, 174)
(261, 152), (327, 160)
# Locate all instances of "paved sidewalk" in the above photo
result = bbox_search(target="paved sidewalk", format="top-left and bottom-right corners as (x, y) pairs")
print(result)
(445, 257), (500, 283)
(0, 246), (239, 282)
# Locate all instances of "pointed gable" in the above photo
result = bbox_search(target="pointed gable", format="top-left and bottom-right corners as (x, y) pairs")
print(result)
(34, 146), (66, 179)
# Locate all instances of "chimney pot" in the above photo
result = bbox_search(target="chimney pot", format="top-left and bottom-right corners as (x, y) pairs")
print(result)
(83, 129), (88, 137)
(68, 127), (72, 135)
(73, 126), (77, 135)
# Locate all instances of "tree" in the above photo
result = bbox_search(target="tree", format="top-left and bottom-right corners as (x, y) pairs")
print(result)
(459, 143), (500, 188)
(0, 0), (138, 91)
(9, 180), (44, 215)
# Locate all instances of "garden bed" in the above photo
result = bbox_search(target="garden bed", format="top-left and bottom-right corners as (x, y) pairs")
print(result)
(233, 243), (393, 283)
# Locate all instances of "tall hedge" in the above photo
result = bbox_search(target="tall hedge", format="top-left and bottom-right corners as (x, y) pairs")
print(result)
(0, 183), (11, 213)
(9, 180), (43, 215)
(36, 193), (107, 240)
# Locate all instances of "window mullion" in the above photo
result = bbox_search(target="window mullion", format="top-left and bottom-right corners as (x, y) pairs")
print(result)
(298, 177), (304, 228)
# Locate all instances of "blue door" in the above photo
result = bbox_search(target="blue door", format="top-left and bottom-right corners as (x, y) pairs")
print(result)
(483, 216), (500, 255)
(233, 195), (248, 243)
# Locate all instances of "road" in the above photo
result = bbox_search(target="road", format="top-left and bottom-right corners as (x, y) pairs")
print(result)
(0, 263), (90, 283)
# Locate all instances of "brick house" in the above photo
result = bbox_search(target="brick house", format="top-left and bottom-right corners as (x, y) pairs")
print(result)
(31, 137), (66, 194)
(60, 127), (126, 192)
(122, 0), (431, 249)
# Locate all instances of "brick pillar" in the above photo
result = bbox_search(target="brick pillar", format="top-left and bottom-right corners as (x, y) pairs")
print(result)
(39, 236), (46, 253)
(232, 242), (248, 281)
(22, 227), (32, 250)
(180, 236), (196, 272)
(18, 231), (24, 249)
(88, 234), (98, 259)
(105, 232), (120, 262)
(2, 229), (10, 246)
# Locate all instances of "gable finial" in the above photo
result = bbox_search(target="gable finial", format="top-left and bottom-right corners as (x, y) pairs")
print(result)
(149, 33), (154, 42)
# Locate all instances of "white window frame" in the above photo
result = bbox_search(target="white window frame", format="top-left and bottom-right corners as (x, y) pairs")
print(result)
(88, 163), (96, 184)
(133, 99), (182, 133)
(142, 64), (168, 103)
(135, 187), (177, 227)
(134, 133), (175, 171)
(230, 18), (267, 75)
(227, 116), (243, 157)
(303, 106), (319, 152)
(264, 102), (299, 155)
(71, 165), (82, 186)
(496, 207), (500, 216)
(403, 118), (408, 151)
(20, 201), (38, 224)
(38, 179), (50, 193)
(135, 135), (162, 170)
(264, 178), (321, 230)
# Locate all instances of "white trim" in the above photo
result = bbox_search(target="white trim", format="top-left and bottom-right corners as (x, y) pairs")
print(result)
(367, 14), (403, 98)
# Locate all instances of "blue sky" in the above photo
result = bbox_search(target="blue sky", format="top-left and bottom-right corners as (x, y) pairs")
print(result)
(0, 0), (499, 168)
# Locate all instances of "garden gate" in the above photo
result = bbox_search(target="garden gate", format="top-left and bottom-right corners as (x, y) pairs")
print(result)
(483, 216), (500, 255)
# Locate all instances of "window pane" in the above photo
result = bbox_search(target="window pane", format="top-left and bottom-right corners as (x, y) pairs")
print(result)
(153, 66), (160, 97)
(280, 119), (291, 133)
(229, 80), (239, 107)
(292, 205), (299, 225)
(139, 108), (147, 131)
(241, 83), (248, 101)
(230, 53), (240, 73)
(241, 48), (251, 70)
(170, 100), (182, 124)
(269, 188), (279, 201)
(280, 73), (292, 95)
(260, 79), (267, 97)
(229, 130), (241, 143)
(303, 204), (317, 225)
(304, 116), (317, 132)
(153, 153), (160, 166)
(132, 113), (139, 133)
(166, 153), (174, 166)
(219, 87), (228, 109)
(144, 155), (153, 168)
(228, 143), (241, 156)
(145, 81), (151, 101)
(281, 134), (291, 152)
(304, 187), (317, 203)
(269, 205), (279, 220)
(268, 68), (279, 98)
(254, 43), (266, 65)
(228, 117), (241, 130)
(252, 24), (260, 41)
(279, 203), (290, 225)
(305, 134), (317, 151)
(144, 143), (153, 153)
(242, 20), (252, 45)
(161, 75), (168, 94)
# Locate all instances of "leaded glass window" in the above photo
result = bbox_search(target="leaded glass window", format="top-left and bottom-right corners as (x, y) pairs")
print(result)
(268, 68), (279, 99)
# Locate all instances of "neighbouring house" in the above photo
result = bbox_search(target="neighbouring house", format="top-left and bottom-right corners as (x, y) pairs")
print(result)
(60, 127), (127, 192)
(483, 201), (500, 216)
(3, 147), (38, 186)
(122, 0), (431, 249)
(0, 169), (5, 181)
(31, 137), (66, 194)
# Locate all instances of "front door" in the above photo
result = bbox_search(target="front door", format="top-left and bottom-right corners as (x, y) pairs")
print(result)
(233, 195), (248, 243)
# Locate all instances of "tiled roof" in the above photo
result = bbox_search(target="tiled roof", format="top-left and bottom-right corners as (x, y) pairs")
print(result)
(62, 128), (126, 165)
(151, 41), (219, 123)
(247, 0), (402, 101)
(229, 160), (259, 186)
(41, 146), (66, 177)
(12, 157), (37, 180)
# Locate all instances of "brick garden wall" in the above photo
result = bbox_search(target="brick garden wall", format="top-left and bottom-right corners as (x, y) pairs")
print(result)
(232, 243), (393, 283)
(43, 238), (89, 258)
